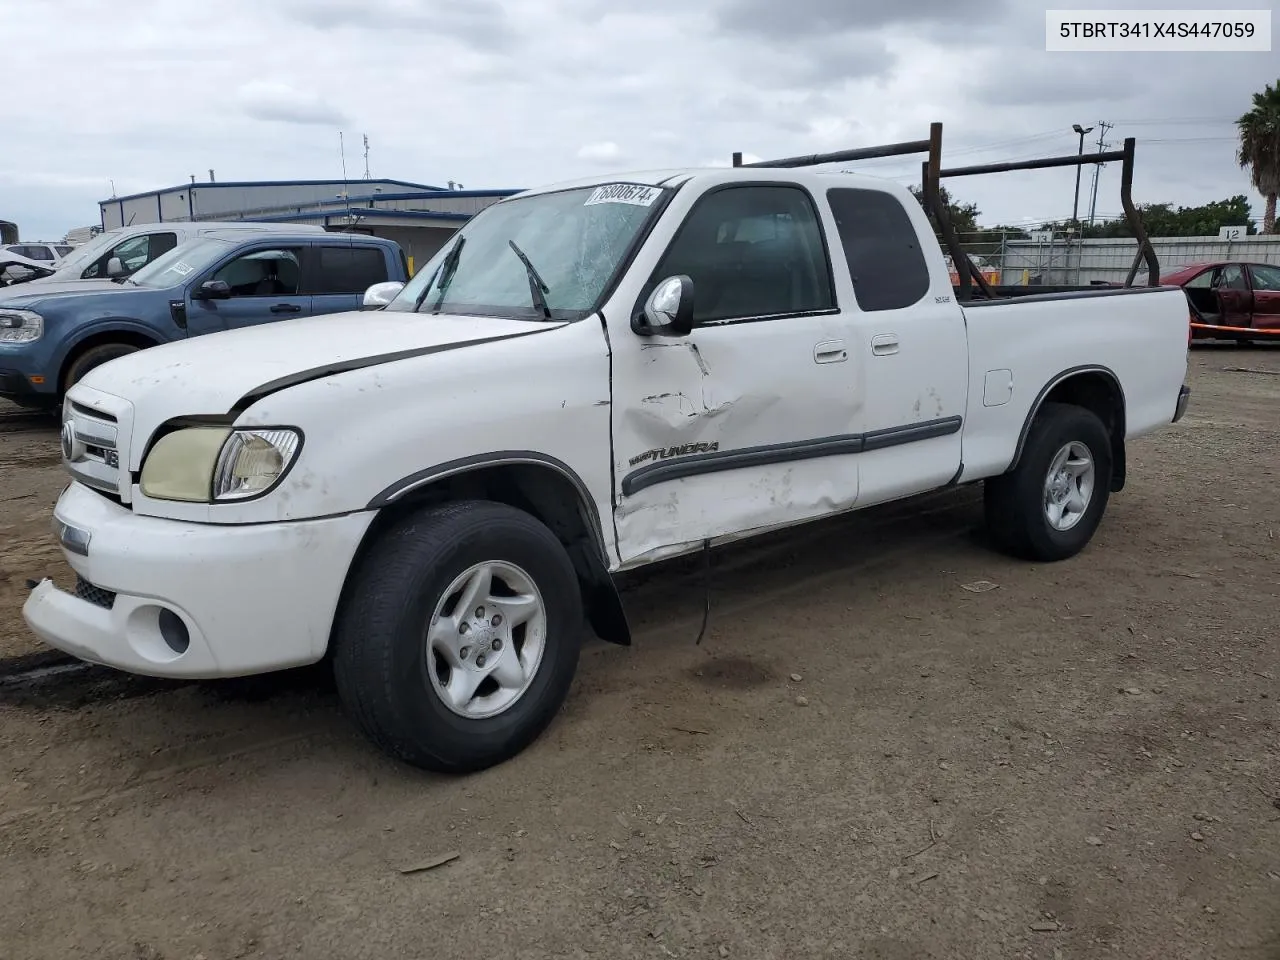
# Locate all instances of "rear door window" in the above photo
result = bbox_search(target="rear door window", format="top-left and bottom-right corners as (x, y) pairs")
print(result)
(826, 187), (931, 312)
(1249, 264), (1280, 292)
(310, 245), (390, 294)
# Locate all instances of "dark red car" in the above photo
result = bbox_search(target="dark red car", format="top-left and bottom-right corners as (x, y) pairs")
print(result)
(1162, 260), (1280, 341)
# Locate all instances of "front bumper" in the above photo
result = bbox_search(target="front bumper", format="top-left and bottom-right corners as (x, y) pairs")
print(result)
(0, 367), (52, 406)
(1173, 384), (1191, 423)
(23, 482), (374, 679)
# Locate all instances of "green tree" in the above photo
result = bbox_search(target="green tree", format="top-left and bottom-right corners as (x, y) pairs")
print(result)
(907, 184), (1030, 260)
(908, 182), (980, 234)
(1038, 196), (1257, 238)
(1237, 79), (1280, 233)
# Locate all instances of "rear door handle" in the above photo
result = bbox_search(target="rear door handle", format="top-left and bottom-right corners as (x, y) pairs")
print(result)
(871, 334), (899, 356)
(814, 339), (848, 364)
(270, 303), (303, 314)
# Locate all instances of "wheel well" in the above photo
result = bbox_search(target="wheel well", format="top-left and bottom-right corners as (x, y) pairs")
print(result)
(340, 463), (630, 648)
(60, 330), (160, 393)
(1021, 370), (1127, 492)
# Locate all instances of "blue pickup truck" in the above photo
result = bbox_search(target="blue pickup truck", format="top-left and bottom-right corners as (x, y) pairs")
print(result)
(0, 230), (408, 408)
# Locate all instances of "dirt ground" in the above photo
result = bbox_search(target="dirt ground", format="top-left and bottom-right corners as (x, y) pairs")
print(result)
(0, 347), (1277, 960)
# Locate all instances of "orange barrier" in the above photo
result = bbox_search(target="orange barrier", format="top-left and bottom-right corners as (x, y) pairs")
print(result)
(948, 269), (1001, 286)
(1190, 322), (1280, 337)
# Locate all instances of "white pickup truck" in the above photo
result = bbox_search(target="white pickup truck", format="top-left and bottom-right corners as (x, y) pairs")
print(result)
(24, 165), (1192, 773)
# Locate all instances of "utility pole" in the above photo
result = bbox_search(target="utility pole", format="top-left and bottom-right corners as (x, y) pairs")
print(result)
(1071, 123), (1093, 227)
(1086, 121), (1113, 230)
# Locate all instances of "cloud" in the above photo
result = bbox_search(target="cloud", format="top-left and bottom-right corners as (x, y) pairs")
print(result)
(277, 0), (516, 47)
(714, 0), (1006, 39)
(237, 81), (349, 127)
(576, 142), (627, 165)
(1, 0), (1275, 240)
(701, 152), (764, 168)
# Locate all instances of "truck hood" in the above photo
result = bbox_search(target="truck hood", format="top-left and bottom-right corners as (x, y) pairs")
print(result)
(75, 308), (567, 447)
(0, 279), (136, 306)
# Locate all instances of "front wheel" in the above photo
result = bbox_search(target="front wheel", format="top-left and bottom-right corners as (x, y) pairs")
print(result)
(332, 500), (583, 773)
(984, 402), (1113, 562)
(63, 342), (141, 393)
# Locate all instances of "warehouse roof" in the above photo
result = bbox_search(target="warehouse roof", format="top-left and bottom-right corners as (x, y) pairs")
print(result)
(103, 177), (448, 205)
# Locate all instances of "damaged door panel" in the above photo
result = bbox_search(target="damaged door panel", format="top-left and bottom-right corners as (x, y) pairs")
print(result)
(610, 183), (864, 567)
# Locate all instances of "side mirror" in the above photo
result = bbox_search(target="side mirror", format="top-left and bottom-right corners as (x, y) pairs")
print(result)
(194, 280), (231, 300)
(362, 280), (405, 310)
(106, 256), (125, 277)
(634, 275), (694, 337)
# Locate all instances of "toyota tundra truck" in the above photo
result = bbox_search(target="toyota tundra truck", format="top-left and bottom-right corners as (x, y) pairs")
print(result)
(24, 161), (1192, 774)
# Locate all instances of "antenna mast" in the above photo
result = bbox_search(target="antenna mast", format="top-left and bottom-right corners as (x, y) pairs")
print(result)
(363, 134), (371, 179)
(339, 131), (353, 224)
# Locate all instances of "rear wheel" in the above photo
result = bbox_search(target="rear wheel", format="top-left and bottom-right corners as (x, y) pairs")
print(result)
(63, 342), (141, 392)
(332, 500), (584, 773)
(984, 402), (1113, 562)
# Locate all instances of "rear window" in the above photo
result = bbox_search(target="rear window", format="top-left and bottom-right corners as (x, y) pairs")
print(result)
(312, 245), (389, 294)
(825, 188), (931, 312)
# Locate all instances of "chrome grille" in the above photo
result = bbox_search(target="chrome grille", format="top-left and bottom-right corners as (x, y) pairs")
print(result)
(62, 398), (123, 498)
(74, 575), (117, 609)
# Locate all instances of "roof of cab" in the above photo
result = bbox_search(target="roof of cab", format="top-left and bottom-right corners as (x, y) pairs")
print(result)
(195, 229), (392, 244)
(506, 166), (905, 201)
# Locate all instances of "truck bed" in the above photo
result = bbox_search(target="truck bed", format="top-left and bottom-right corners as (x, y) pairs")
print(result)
(955, 284), (1189, 485)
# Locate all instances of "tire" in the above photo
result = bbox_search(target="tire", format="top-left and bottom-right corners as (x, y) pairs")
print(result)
(332, 500), (584, 773)
(63, 342), (141, 392)
(984, 402), (1113, 562)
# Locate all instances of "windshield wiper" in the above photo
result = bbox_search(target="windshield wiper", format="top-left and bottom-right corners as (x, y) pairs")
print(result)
(417, 236), (465, 312)
(507, 240), (552, 321)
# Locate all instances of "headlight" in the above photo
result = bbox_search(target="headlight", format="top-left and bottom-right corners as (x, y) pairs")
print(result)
(212, 429), (301, 500)
(140, 427), (301, 502)
(0, 310), (44, 344)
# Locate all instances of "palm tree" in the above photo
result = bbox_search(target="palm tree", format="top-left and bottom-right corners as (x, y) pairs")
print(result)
(1237, 80), (1280, 233)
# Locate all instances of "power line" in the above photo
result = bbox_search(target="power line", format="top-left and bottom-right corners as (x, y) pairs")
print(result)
(847, 129), (1073, 170)
(1110, 116), (1236, 125)
(846, 142), (1116, 182)
(1138, 136), (1237, 143)
(1087, 121), (1113, 228)
(801, 119), (1238, 175)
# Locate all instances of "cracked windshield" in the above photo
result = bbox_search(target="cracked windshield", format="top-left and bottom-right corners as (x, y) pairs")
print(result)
(387, 183), (665, 320)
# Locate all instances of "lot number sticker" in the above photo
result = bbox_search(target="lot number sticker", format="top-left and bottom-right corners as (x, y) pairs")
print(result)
(585, 183), (660, 207)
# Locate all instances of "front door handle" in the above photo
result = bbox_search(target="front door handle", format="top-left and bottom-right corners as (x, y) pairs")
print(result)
(270, 303), (303, 314)
(814, 339), (848, 364)
(871, 334), (899, 356)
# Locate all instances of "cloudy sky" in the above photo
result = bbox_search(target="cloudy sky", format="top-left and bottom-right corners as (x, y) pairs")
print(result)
(2, 0), (1275, 240)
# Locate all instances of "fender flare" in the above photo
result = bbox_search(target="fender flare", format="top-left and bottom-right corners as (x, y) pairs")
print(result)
(368, 451), (631, 646)
(1007, 364), (1127, 490)
(55, 318), (166, 381)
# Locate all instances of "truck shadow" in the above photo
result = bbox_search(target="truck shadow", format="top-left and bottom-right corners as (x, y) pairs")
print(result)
(0, 484), (987, 716)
